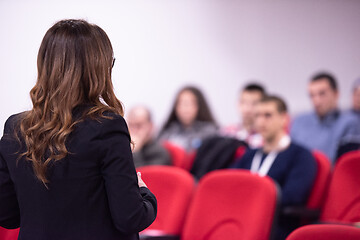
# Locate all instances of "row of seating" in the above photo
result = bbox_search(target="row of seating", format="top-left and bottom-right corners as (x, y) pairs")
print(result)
(164, 140), (360, 222)
(139, 167), (278, 240)
(138, 149), (360, 239)
(1, 150), (359, 239)
(313, 150), (360, 224)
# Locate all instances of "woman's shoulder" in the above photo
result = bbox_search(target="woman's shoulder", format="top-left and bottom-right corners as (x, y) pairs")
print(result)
(80, 110), (125, 126)
(5, 111), (27, 122)
(3, 112), (27, 133)
(160, 121), (181, 133)
(80, 111), (130, 137)
(73, 104), (125, 124)
(194, 121), (218, 131)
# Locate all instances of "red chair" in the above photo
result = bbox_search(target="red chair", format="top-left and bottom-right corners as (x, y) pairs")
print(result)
(137, 166), (195, 236)
(286, 224), (360, 240)
(162, 142), (193, 170)
(307, 151), (332, 211)
(320, 150), (360, 223)
(0, 227), (19, 240)
(181, 169), (279, 240)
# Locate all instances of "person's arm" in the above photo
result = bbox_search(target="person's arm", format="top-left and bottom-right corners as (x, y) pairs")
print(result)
(98, 114), (157, 234)
(341, 114), (360, 143)
(281, 149), (317, 206)
(0, 117), (20, 229)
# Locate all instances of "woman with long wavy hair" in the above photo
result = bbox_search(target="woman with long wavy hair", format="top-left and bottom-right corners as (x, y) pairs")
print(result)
(158, 86), (218, 152)
(0, 19), (157, 240)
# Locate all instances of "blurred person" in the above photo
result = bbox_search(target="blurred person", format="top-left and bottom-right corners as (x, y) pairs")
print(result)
(336, 77), (360, 158)
(0, 19), (156, 240)
(232, 95), (317, 240)
(127, 105), (171, 168)
(222, 83), (266, 148)
(291, 72), (360, 163)
(158, 86), (217, 152)
(351, 78), (360, 114)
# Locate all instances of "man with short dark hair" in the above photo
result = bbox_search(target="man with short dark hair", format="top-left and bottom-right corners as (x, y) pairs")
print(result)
(290, 72), (360, 163)
(222, 82), (266, 147)
(232, 95), (317, 240)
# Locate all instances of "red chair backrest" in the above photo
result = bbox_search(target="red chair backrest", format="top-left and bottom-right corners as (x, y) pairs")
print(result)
(181, 169), (279, 240)
(162, 142), (193, 170)
(320, 150), (360, 223)
(0, 227), (19, 240)
(286, 224), (360, 240)
(138, 166), (195, 235)
(306, 151), (332, 209)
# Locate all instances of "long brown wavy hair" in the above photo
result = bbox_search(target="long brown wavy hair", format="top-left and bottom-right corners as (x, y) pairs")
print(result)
(18, 19), (123, 185)
(159, 85), (217, 133)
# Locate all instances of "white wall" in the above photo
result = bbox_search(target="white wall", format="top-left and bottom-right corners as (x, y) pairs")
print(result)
(1, 0), (359, 132)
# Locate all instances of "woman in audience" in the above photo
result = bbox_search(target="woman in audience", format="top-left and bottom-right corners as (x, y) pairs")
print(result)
(158, 86), (218, 152)
(0, 19), (156, 240)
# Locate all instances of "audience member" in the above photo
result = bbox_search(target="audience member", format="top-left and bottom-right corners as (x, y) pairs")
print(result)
(290, 72), (360, 163)
(336, 77), (360, 158)
(158, 86), (217, 152)
(0, 19), (156, 239)
(232, 95), (317, 240)
(351, 78), (360, 115)
(127, 105), (171, 168)
(222, 83), (265, 148)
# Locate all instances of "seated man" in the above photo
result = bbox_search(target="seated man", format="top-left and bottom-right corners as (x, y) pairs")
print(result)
(291, 72), (360, 163)
(232, 95), (317, 239)
(336, 77), (360, 158)
(222, 83), (266, 148)
(127, 105), (171, 168)
(351, 77), (360, 116)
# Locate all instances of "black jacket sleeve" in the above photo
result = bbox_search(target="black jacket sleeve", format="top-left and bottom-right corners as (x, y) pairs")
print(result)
(98, 114), (157, 234)
(0, 116), (20, 229)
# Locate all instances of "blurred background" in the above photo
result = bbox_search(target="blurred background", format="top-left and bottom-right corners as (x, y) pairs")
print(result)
(1, 0), (359, 130)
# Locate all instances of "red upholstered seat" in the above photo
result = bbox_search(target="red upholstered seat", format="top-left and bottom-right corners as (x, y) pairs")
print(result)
(162, 142), (194, 170)
(138, 166), (195, 236)
(0, 227), (19, 240)
(286, 224), (360, 240)
(307, 151), (332, 210)
(181, 169), (279, 240)
(320, 150), (360, 223)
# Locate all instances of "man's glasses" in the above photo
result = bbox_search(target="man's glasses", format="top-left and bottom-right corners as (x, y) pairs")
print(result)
(112, 58), (116, 68)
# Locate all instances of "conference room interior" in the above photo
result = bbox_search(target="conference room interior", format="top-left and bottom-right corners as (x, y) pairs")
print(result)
(1, 1), (360, 240)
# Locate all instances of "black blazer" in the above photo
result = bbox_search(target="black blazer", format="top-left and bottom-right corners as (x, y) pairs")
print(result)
(0, 107), (157, 240)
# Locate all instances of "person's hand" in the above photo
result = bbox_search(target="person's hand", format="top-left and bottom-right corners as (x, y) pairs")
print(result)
(137, 172), (147, 188)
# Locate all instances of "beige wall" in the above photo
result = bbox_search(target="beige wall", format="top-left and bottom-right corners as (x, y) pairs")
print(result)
(1, 0), (359, 130)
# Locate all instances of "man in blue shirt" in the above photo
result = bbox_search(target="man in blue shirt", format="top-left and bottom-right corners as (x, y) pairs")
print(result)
(336, 77), (360, 158)
(290, 72), (360, 163)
